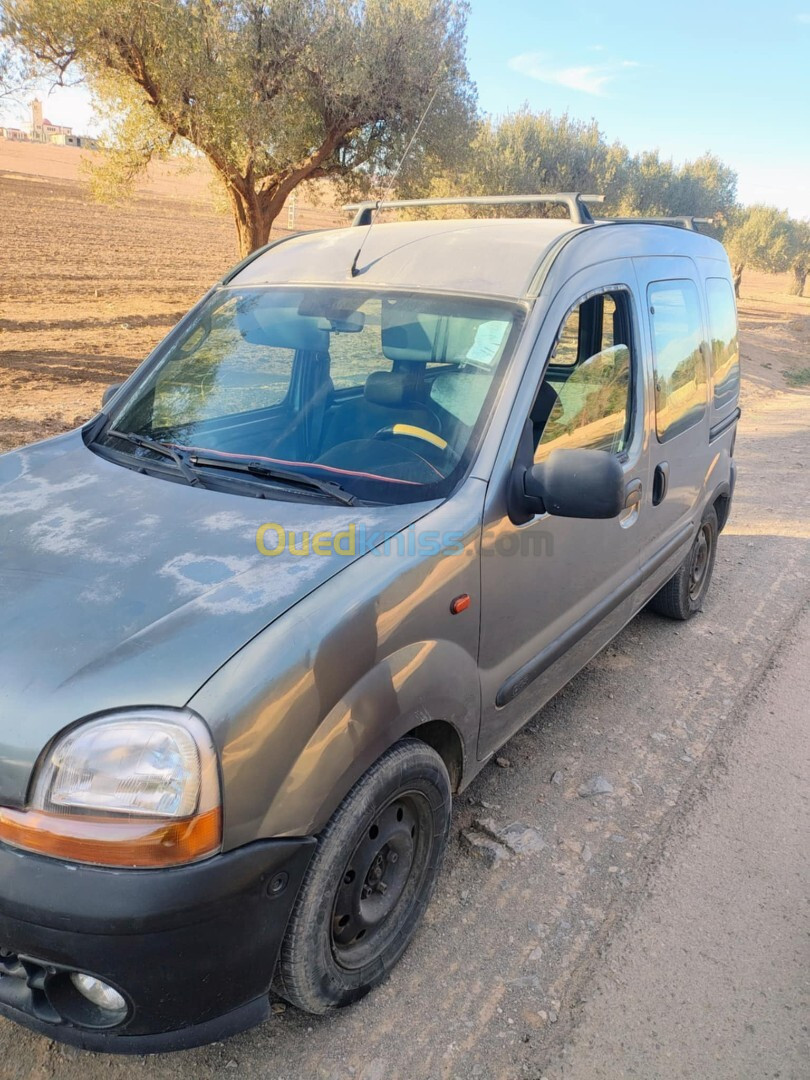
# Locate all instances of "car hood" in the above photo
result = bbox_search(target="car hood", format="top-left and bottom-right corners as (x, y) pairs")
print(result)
(0, 431), (435, 806)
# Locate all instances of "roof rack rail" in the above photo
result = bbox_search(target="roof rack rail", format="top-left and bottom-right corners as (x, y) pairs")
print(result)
(599, 215), (713, 232)
(343, 193), (605, 227)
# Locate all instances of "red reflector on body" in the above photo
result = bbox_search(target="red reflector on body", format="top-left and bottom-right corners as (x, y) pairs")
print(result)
(450, 594), (471, 615)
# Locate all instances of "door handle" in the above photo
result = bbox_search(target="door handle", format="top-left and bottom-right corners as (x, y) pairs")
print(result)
(624, 478), (643, 509)
(653, 462), (670, 506)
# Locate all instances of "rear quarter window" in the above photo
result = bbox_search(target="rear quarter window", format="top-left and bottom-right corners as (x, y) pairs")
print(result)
(705, 277), (740, 408)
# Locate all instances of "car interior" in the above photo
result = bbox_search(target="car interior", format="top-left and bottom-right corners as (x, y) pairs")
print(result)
(127, 290), (517, 492)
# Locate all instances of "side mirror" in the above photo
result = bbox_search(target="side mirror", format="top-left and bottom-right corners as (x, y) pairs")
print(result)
(102, 383), (122, 408)
(516, 448), (625, 520)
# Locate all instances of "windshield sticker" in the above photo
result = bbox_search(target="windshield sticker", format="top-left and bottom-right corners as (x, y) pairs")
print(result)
(466, 320), (510, 366)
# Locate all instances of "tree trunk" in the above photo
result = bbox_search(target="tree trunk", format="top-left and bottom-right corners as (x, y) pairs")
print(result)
(216, 130), (343, 257)
(790, 264), (808, 297)
(224, 180), (278, 258)
(732, 262), (744, 298)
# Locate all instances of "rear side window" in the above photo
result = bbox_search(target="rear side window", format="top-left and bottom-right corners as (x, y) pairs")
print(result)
(647, 279), (707, 441)
(551, 306), (580, 366)
(705, 277), (740, 408)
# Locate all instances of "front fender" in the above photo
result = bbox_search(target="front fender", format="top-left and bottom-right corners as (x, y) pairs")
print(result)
(255, 638), (480, 839)
(189, 480), (487, 848)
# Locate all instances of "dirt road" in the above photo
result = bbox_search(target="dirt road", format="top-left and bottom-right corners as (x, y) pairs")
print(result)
(547, 600), (810, 1080)
(1, 385), (808, 1080)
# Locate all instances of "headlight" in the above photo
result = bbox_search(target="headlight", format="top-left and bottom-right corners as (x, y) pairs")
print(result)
(0, 709), (221, 868)
(32, 715), (206, 818)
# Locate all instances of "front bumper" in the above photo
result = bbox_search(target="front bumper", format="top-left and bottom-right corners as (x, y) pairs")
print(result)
(0, 836), (315, 1053)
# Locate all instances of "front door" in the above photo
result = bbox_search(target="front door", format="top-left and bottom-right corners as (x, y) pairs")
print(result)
(478, 264), (649, 758)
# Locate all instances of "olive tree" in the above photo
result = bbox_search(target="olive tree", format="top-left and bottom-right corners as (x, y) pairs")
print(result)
(433, 109), (629, 213)
(788, 219), (810, 297)
(616, 151), (737, 220)
(724, 205), (795, 297)
(3, 0), (475, 255)
(428, 109), (737, 229)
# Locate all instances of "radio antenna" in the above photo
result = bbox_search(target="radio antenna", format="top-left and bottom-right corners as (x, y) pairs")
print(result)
(350, 81), (442, 277)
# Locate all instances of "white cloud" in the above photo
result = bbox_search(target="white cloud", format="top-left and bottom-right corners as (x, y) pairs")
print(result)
(508, 52), (639, 97)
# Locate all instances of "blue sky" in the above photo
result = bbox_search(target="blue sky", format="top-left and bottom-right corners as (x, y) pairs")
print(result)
(2, 0), (808, 217)
(466, 0), (809, 216)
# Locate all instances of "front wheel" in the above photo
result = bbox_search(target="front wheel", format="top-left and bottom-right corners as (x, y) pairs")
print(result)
(274, 739), (452, 1014)
(648, 506), (718, 620)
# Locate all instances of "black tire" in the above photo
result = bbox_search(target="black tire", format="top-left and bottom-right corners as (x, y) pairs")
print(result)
(648, 506), (718, 620)
(274, 739), (452, 1014)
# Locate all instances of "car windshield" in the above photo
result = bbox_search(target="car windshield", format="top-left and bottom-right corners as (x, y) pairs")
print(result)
(98, 286), (523, 503)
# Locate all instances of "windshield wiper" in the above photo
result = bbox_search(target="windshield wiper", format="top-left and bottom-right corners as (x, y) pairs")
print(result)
(190, 453), (359, 506)
(107, 429), (205, 488)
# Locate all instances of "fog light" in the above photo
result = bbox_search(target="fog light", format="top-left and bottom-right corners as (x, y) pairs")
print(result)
(69, 973), (126, 1012)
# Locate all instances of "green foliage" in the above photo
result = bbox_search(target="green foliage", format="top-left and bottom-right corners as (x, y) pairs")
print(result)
(787, 219), (810, 297)
(724, 205), (794, 275)
(423, 109), (628, 213)
(4, 0), (476, 253)
(79, 97), (183, 203)
(616, 150), (737, 222)
(784, 367), (810, 387)
(424, 109), (738, 225)
(3, 0), (806, 280)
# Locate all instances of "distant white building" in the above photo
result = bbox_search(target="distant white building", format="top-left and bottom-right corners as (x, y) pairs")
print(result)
(50, 131), (100, 150)
(0, 100), (99, 148)
(29, 98), (73, 142)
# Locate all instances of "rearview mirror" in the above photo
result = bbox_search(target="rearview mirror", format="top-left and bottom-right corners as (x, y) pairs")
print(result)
(102, 383), (122, 408)
(516, 449), (625, 520)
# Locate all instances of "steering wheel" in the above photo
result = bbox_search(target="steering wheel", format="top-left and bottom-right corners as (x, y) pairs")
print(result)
(373, 423), (449, 452)
(370, 423), (458, 478)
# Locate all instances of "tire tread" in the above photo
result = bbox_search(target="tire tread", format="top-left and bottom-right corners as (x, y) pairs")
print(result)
(274, 738), (451, 1014)
(648, 506), (718, 621)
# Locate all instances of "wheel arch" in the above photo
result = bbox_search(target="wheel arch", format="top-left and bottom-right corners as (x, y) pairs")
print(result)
(253, 640), (480, 840)
(710, 479), (732, 532)
(407, 718), (465, 792)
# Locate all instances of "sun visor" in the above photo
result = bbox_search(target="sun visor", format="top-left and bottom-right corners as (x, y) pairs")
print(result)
(236, 299), (331, 351)
(381, 300), (441, 362)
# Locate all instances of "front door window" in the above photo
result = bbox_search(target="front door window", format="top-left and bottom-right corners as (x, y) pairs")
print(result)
(532, 290), (635, 460)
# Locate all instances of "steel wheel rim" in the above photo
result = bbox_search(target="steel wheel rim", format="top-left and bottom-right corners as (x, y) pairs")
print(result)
(331, 791), (433, 970)
(689, 524), (712, 601)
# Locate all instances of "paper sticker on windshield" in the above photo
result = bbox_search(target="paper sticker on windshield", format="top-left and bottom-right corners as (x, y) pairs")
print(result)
(466, 320), (510, 365)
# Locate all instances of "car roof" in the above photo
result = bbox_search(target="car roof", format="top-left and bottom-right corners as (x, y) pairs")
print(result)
(229, 217), (728, 301)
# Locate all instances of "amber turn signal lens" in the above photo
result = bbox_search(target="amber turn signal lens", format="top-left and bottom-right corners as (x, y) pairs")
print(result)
(0, 805), (222, 868)
(450, 593), (471, 614)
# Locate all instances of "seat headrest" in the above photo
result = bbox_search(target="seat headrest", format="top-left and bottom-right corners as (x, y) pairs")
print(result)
(531, 380), (560, 421)
(381, 302), (439, 362)
(364, 371), (408, 408)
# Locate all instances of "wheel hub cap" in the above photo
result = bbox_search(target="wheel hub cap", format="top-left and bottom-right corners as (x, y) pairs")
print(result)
(689, 525), (711, 600)
(331, 796), (425, 965)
